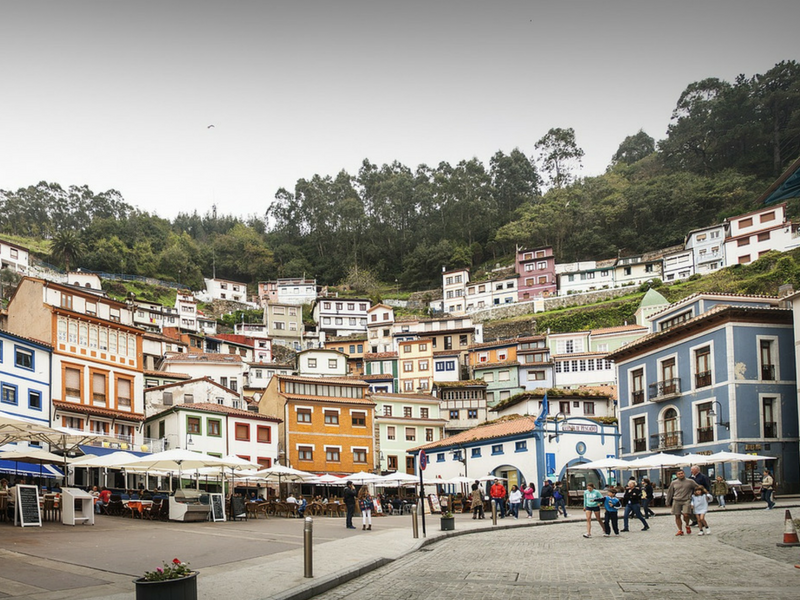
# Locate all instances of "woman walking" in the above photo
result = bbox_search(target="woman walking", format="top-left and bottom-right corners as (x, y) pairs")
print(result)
(761, 470), (776, 510)
(641, 477), (655, 518)
(508, 485), (522, 519)
(712, 476), (729, 508)
(470, 483), (485, 519)
(358, 485), (373, 530)
(522, 482), (536, 519)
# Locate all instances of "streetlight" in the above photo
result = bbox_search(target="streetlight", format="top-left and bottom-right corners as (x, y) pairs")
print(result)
(451, 445), (468, 478)
(708, 401), (730, 430)
(548, 412), (567, 442)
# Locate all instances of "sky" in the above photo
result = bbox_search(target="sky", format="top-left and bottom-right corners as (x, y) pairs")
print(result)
(2, 1), (798, 221)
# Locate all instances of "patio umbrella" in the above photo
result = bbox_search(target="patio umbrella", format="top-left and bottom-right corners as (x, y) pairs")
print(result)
(679, 453), (715, 466)
(706, 451), (777, 480)
(119, 449), (231, 490)
(202, 455), (261, 497)
(252, 464), (315, 500)
(625, 453), (687, 469)
(0, 447), (74, 481)
(347, 471), (382, 484)
(477, 475), (507, 482)
(571, 457), (632, 470)
(376, 472), (419, 486)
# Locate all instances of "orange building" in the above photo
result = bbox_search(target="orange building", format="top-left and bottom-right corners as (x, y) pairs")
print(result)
(258, 375), (375, 475)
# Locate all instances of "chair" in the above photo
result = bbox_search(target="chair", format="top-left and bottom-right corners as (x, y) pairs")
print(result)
(255, 502), (270, 519)
(246, 502), (261, 519)
(107, 494), (124, 516)
(0, 493), (7, 522)
(752, 484), (762, 500)
(43, 495), (61, 522)
(159, 497), (170, 521)
(142, 498), (162, 520)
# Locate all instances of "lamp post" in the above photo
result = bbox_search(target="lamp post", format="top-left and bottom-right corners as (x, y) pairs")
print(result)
(451, 445), (468, 478)
(709, 401), (730, 430)
(548, 412), (566, 443)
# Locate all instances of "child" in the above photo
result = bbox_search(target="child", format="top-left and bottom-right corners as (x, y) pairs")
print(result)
(691, 486), (713, 535)
(603, 486), (621, 537)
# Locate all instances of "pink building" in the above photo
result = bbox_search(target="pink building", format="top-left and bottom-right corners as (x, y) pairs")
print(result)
(515, 246), (557, 300)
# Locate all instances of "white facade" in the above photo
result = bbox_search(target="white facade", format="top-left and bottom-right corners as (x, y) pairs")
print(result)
(432, 353), (460, 382)
(685, 224), (726, 275)
(296, 348), (348, 378)
(662, 249), (694, 283)
(442, 269), (469, 315)
(144, 377), (244, 416)
(724, 204), (790, 266)
(161, 353), (245, 397)
(462, 277), (518, 313)
(259, 278), (318, 306)
(0, 239), (29, 273)
(0, 331), (51, 425)
(613, 256), (662, 288)
(313, 298), (371, 336)
(203, 277), (248, 303)
(367, 304), (395, 353)
(557, 263), (614, 295)
(133, 301), (165, 333)
(175, 291), (198, 331)
(66, 271), (103, 290)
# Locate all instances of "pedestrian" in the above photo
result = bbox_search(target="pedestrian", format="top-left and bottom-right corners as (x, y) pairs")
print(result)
(522, 482), (536, 519)
(343, 481), (357, 529)
(689, 466), (710, 526)
(603, 486), (621, 537)
(691, 486), (713, 535)
(357, 485), (373, 530)
(641, 477), (655, 518)
(761, 470), (776, 510)
(711, 476), (729, 508)
(553, 481), (568, 517)
(470, 483), (485, 519)
(540, 479), (553, 507)
(666, 470), (699, 536)
(490, 479), (506, 518)
(621, 480), (649, 532)
(508, 485), (522, 519)
(582, 482), (604, 538)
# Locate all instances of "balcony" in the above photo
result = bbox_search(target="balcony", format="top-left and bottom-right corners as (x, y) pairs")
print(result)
(697, 426), (714, 443)
(631, 390), (644, 405)
(764, 421), (777, 438)
(761, 364), (775, 380)
(695, 371), (712, 388)
(651, 430), (683, 451)
(648, 378), (681, 402)
(633, 437), (647, 453)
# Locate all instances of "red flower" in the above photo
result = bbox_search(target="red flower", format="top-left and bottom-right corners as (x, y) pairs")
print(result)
(172, 558), (181, 565)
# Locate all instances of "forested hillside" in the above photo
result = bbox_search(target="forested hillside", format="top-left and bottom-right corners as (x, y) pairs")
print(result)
(1, 61), (798, 292)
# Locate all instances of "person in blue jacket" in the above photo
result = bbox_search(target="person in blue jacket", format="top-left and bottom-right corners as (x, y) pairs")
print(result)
(603, 487), (622, 536)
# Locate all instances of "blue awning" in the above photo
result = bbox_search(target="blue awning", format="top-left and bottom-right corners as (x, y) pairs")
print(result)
(77, 445), (150, 458)
(0, 459), (63, 478)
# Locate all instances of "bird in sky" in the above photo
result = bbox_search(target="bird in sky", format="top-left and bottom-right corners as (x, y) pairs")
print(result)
(207, 125), (215, 129)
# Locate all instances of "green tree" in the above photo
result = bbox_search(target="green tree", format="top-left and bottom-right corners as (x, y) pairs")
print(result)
(611, 130), (655, 166)
(50, 230), (86, 272)
(535, 128), (584, 189)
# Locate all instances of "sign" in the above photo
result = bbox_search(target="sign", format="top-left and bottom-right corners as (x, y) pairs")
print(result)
(419, 450), (427, 471)
(561, 424), (598, 433)
(231, 497), (246, 521)
(209, 493), (225, 522)
(427, 493), (441, 514)
(745, 444), (763, 451)
(15, 485), (42, 528)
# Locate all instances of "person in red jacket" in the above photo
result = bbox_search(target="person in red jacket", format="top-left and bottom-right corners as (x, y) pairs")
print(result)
(490, 479), (507, 518)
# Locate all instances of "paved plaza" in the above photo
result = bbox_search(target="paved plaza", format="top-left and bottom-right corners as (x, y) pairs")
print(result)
(0, 501), (798, 599)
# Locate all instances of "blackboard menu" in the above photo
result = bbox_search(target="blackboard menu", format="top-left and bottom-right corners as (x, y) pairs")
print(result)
(15, 485), (42, 528)
(231, 497), (246, 520)
(210, 493), (225, 522)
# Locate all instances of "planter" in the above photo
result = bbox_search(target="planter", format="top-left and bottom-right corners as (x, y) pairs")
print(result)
(538, 509), (558, 521)
(134, 572), (198, 600)
(440, 516), (455, 531)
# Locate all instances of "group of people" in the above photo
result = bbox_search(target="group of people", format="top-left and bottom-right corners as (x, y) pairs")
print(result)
(343, 481), (375, 531)
(583, 467), (778, 538)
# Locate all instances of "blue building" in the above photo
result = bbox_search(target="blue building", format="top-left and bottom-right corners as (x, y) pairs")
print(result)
(609, 293), (798, 493)
(0, 329), (52, 427)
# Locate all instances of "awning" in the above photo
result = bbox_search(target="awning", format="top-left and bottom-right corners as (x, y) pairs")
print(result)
(78, 445), (150, 458)
(0, 459), (63, 478)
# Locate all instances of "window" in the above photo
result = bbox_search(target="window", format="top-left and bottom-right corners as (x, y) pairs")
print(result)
(405, 427), (416, 441)
(307, 358), (317, 368)
(529, 370), (545, 380)
(491, 444), (503, 455)
(1, 383), (17, 405)
(298, 446), (313, 461)
(633, 417), (646, 452)
(697, 403), (713, 443)
(15, 348), (33, 370)
(383, 405), (392, 416)
(328, 359), (338, 369)
(739, 217), (753, 228)
(92, 372), (107, 405)
(65, 366), (81, 399)
(117, 378), (132, 407)
(187, 417), (201, 434)
(29, 390), (42, 410)
(208, 419), (222, 437)
(738, 255), (750, 264)
(235, 423), (250, 441)
(498, 370), (510, 381)
(467, 409), (478, 419)
(387, 455), (398, 470)
(324, 410), (339, 425)
(420, 408), (429, 419)
(762, 397), (777, 438)
(352, 412), (366, 426)
(737, 237), (750, 247)
(418, 360), (429, 371)
(758, 231), (770, 242)
(425, 428), (434, 441)
(559, 401), (570, 415)
(403, 361), (413, 372)
(297, 408), (312, 423)
(449, 409), (459, 419)
(326, 447), (340, 462)
(584, 401), (595, 415)
(403, 380), (414, 392)
(482, 372), (494, 382)
(760, 339), (776, 380)
(695, 346), (711, 388)
(353, 448), (367, 463)
(163, 391), (173, 406)
(403, 345), (412, 353)
(61, 293), (73, 309)
(403, 406), (412, 418)
(515, 441), (527, 452)
(387, 426), (396, 440)
(257, 426), (272, 443)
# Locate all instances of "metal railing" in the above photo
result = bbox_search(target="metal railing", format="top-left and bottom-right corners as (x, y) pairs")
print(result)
(648, 378), (681, 401)
(651, 430), (683, 450)
(631, 390), (645, 405)
(695, 371), (712, 388)
(697, 427), (714, 443)
(761, 364), (775, 380)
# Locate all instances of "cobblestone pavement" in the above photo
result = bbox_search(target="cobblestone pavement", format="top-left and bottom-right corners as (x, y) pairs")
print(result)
(315, 509), (800, 600)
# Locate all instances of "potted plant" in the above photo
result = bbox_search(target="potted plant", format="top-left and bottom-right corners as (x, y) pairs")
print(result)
(440, 510), (455, 531)
(538, 505), (558, 521)
(134, 558), (198, 600)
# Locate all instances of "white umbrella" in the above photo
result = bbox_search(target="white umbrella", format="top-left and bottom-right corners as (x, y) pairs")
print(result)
(119, 449), (231, 490)
(680, 453), (714, 466)
(376, 472), (419, 486)
(442, 475), (474, 485)
(477, 475), (507, 482)
(70, 451), (139, 469)
(252, 464), (315, 481)
(571, 457), (631, 470)
(708, 451), (777, 463)
(346, 470), (382, 484)
(0, 447), (75, 464)
(308, 473), (346, 484)
(626, 453), (687, 469)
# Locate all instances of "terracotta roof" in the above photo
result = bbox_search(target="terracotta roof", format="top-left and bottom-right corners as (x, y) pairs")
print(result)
(52, 399), (145, 422)
(590, 324), (648, 336)
(433, 350), (461, 357)
(248, 362), (293, 369)
(361, 374), (394, 381)
(276, 374), (369, 387)
(164, 352), (244, 364)
(0, 328), (53, 349)
(212, 334), (256, 347)
(490, 388), (616, 412)
(646, 292), (780, 321)
(370, 392), (438, 402)
(468, 339), (518, 350)
(143, 376), (239, 396)
(143, 369), (191, 379)
(412, 415), (538, 450)
(281, 393), (376, 406)
(363, 352), (398, 360)
(552, 352), (609, 360)
(169, 402), (282, 422)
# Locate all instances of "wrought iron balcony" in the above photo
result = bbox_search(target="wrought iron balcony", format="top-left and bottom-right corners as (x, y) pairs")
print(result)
(631, 390), (645, 405)
(633, 437), (648, 453)
(648, 378), (681, 401)
(695, 371), (712, 388)
(651, 430), (683, 451)
(764, 422), (777, 438)
(761, 364), (775, 380)
(697, 426), (714, 443)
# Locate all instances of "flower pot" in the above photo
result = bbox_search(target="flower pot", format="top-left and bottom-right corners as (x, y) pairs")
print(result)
(538, 509), (558, 521)
(440, 516), (455, 531)
(134, 572), (198, 600)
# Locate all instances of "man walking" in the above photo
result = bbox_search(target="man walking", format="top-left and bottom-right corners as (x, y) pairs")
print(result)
(490, 479), (507, 518)
(343, 481), (357, 529)
(666, 470), (699, 536)
(621, 480), (649, 532)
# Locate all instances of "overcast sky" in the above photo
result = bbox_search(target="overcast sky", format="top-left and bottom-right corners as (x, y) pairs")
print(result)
(2, 1), (798, 221)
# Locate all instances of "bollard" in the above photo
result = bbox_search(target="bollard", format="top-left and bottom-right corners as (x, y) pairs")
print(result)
(491, 500), (497, 526)
(411, 504), (419, 539)
(303, 517), (313, 578)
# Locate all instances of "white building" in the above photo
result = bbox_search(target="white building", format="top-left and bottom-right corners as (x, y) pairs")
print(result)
(313, 298), (371, 337)
(144, 376), (245, 416)
(367, 304), (395, 353)
(175, 291), (198, 331)
(296, 348), (348, 378)
(662, 248), (694, 283)
(685, 224), (726, 275)
(556, 260), (615, 295)
(0, 239), (29, 273)
(724, 203), (791, 266)
(258, 278), (318, 306)
(161, 352), (245, 398)
(203, 277), (249, 304)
